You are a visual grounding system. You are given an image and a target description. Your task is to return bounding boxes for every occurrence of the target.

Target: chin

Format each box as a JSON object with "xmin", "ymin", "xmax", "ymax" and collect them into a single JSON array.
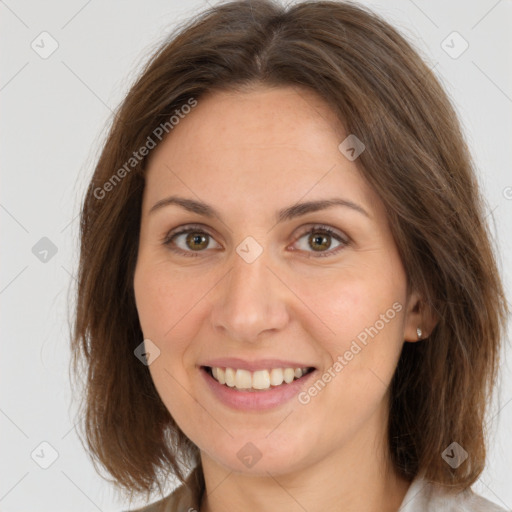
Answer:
[{"xmin": 203, "ymin": 434, "xmax": 315, "ymax": 477}]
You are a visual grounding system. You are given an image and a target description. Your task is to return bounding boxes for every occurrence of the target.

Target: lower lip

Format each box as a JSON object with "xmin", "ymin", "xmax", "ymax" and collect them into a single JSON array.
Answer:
[{"xmin": 200, "ymin": 367, "xmax": 317, "ymax": 411}]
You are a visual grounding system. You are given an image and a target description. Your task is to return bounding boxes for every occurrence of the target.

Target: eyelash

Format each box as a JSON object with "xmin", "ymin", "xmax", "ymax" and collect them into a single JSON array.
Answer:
[{"xmin": 162, "ymin": 223, "xmax": 350, "ymax": 258}]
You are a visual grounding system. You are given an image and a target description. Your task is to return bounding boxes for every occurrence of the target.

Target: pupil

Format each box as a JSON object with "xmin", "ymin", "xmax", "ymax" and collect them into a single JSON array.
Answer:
[
  {"xmin": 310, "ymin": 233, "xmax": 330, "ymax": 251},
  {"xmin": 184, "ymin": 231, "xmax": 332, "ymax": 252},
  {"xmin": 187, "ymin": 232, "xmax": 208, "ymax": 250}
]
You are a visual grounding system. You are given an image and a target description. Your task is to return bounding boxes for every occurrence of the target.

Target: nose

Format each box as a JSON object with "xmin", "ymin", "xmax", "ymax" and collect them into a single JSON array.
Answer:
[{"xmin": 210, "ymin": 248, "xmax": 290, "ymax": 343}]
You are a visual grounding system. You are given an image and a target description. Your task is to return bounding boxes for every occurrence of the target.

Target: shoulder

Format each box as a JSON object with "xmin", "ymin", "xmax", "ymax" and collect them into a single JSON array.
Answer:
[
  {"xmin": 399, "ymin": 473, "xmax": 510, "ymax": 512},
  {"xmin": 123, "ymin": 465, "xmax": 204, "ymax": 512}
]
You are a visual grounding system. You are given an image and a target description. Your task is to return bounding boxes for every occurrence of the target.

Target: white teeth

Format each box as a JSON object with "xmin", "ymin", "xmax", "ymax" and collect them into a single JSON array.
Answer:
[
  {"xmin": 225, "ymin": 367, "xmax": 236, "ymax": 387},
  {"xmin": 208, "ymin": 366, "xmax": 312, "ymax": 390},
  {"xmin": 252, "ymin": 370, "xmax": 270, "ymax": 389},
  {"xmin": 269, "ymin": 368, "xmax": 284, "ymax": 386},
  {"xmin": 235, "ymin": 369, "xmax": 252, "ymax": 389},
  {"xmin": 283, "ymin": 368, "xmax": 295, "ymax": 383},
  {"xmin": 217, "ymin": 367, "xmax": 226, "ymax": 385}
]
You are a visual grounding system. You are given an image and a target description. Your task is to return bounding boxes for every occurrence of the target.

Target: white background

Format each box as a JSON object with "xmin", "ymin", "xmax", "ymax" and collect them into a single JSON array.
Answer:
[{"xmin": 1, "ymin": 0, "xmax": 511, "ymax": 510}]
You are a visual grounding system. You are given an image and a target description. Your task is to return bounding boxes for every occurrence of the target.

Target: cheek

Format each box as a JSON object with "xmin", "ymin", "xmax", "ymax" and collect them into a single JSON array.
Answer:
[
  {"xmin": 298, "ymin": 265, "xmax": 398, "ymax": 331},
  {"xmin": 133, "ymin": 260, "xmax": 204, "ymax": 352},
  {"xmin": 134, "ymin": 262, "xmax": 167, "ymax": 337},
  {"xmin": 295, "ymin": 265, "xmax": 406, "ymax": 377},
  {"xmin": 133, "ymin": 260, "xmax": 204, "ymax": 415},
  {"xmin": 291, "ymin": 273, "xmax": 405, "ymax": 441}
]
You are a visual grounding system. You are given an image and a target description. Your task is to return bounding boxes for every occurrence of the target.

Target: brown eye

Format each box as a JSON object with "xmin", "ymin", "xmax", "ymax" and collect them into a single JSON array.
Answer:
[
  {"xmin": 163, "ymin": 225, "xmax": 222, "ymax": 257},
  {"xmin": 293, "ymin": 225, "xmax": 349, "ymax": 258},
  {"xmin": 164, "ymin": 224, "xmax": 348, "ymax": 259},
  {"xmin": 308, "ymin": 232, "xmax": 332, "ymax": 252},
  {"xmin": 185, "ymin": 232, "xmax": 209, "ymax": 251}
]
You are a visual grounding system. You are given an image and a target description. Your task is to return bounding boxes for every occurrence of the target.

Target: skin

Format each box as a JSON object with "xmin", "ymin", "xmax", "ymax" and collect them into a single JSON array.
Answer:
[{"xmin": 133, "ymin": 85, "xmax": 434, "ymax": 512}]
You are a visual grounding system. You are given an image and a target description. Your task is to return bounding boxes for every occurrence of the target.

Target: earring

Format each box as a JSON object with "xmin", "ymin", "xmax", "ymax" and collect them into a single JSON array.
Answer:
[{"xmin": 416, "ymin": 327, "xmax": 422, "ymax": 340}]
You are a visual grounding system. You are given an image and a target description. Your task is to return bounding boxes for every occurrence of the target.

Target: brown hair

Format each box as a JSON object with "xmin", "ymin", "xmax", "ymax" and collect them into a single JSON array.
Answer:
[{"xmin": 71, "ymin": 0, "xmax": 509, "ymax": 500}]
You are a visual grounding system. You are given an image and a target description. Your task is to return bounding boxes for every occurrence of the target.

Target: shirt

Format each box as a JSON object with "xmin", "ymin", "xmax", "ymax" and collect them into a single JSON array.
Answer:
[{"xmin": 127, "ymin": 465, "xmax": 509, "ymax": 512}]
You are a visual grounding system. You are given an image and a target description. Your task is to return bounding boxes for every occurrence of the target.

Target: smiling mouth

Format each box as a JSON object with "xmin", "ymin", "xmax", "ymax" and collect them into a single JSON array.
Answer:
[{"xmin": 202, "ymin": 365, "xmax": 316, "ymax": 392}]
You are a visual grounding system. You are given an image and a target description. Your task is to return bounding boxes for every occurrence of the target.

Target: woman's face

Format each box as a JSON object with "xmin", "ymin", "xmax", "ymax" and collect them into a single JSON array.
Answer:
[{"xmin": 133, "ymin": 85, "xmax": 421, "ymax": 476}]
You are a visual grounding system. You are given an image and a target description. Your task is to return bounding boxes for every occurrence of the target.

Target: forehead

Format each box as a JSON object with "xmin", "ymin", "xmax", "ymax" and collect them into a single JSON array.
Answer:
[
  {"xmin": 148, "ymin": 86, "xmax": 343, "ymax": 163},
  {"xmin": 143, "ymin": 86, "xmax": 378, "ymax": 216}
]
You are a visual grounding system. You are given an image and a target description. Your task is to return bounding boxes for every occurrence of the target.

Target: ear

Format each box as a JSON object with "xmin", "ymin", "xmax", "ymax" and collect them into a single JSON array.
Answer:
[{"xmin": 403, "ymin": 290, "xmax": 438, "ymax": 342}]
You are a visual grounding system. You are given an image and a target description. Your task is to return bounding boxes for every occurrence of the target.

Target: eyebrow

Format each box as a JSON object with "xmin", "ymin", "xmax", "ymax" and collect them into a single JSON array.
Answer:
[{"xmin": 149, "ymin": 195, "xmax": 370, "ymax": 223}]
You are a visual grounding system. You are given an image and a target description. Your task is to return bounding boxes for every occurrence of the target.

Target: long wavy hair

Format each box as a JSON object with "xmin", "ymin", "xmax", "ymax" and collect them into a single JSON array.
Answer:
[{"xmin": 70, "ymin": 0, "xmax": 509, "ymax": 501}]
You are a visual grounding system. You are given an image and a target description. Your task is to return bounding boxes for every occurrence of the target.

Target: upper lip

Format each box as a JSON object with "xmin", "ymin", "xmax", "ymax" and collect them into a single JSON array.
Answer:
[{"xmin": 200, "ymin": 357, "xmax": 316, "ymax": 372}]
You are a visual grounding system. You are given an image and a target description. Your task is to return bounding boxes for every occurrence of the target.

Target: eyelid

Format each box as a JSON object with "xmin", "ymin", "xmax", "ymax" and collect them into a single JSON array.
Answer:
[
  {"xmin": 292, "ymin": 224, "xmax": 349, "ymax": 244},
  {"xmin": 161, "ymin": 223, "xmax": 218, "ymax": 244},
  {"xmin": 162, "ymin": 222, "xmax": 350, "ymax": 257},
  {"xmin": 290, "ymin": 224, "xmax": 350, "ymax": 258}
]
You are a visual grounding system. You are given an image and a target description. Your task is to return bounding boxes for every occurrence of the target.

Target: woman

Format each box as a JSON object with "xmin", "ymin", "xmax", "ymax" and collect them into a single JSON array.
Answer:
[{"xmin": 71, "ymin": 1, "xmax": 509, "ymax": 511}]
